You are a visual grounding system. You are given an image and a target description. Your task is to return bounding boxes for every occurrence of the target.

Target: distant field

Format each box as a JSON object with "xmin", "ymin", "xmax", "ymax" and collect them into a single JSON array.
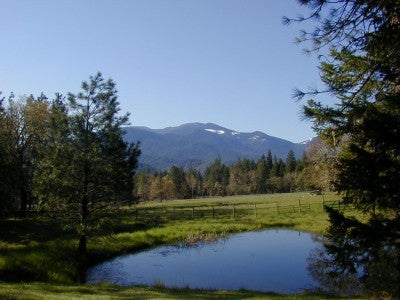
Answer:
[
  {"xmin": 128, "ymin": 192, "xmax": 339, "ymax": 234},
  {"xmin": 136, "ymin": 192, "xmax": 336, "ymax": 207},
  {"xmin": 0, "ymin": 192, "xmax": 352, "ymax": 299}
]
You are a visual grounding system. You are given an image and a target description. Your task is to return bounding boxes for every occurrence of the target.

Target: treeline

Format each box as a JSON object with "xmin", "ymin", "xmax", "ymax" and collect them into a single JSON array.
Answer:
[{"xmin": 134, "ymin": 145, "xmax": 333, "ymax": 201}]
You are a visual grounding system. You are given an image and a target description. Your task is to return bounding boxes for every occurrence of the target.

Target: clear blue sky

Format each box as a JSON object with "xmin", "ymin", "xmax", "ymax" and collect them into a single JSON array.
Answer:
[{"xmin": 0, "ymin": 0, "xmax": 324, "ymax": 142}]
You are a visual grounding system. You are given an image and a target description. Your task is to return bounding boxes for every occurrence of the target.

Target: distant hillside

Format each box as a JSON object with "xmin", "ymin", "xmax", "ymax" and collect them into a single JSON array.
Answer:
[{"xmin": 124, "ymin": 123, "xmax": 310, "ymax": 170}]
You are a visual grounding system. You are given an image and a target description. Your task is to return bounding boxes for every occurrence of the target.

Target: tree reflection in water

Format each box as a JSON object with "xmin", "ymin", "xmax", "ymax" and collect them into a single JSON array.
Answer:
[{"xmin": 307, "ymin": 235, "xmax": 399, "ymax": 298}]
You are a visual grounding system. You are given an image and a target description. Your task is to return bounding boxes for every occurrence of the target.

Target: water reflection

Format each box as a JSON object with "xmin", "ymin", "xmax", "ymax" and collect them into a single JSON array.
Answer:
[
  {"xmin": 87, "ymin": 228, "xmax": 399, "ymax": 296},
  {"xmin": 87, "ymin": 229, "xmax": 319, "ymax": 293},
  {"xmin": 307, "ymin": 236, "xmax": 399, "ymax": 297}
]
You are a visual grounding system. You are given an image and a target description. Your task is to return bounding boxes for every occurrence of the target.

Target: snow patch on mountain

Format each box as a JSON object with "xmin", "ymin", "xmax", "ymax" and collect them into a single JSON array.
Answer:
[{"xmin": 205, "ymin": 129, "xmax": 225, "ymax": 135}]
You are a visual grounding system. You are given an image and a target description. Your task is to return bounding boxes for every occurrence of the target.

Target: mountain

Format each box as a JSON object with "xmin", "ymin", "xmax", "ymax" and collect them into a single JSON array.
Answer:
[{"xmin": 124, "ymin": 122, "xmax": 310, "ymax": 171}]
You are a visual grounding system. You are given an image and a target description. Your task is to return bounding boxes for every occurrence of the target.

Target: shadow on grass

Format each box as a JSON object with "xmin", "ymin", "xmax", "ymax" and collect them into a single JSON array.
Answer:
[{"xmin": 0, "ymin": 218, "xmax": 65, "ymax": 244}]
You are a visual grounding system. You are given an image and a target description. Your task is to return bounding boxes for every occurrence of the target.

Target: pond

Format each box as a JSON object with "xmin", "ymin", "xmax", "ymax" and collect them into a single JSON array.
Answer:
[{"xmin": 87, "ymin": 229, "xmax": 321, "ymax": 293}]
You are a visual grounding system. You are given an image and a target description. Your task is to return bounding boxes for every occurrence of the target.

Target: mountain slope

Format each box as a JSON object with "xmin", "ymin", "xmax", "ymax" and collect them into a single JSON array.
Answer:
[{"xmin": 124, "ymin": 123, "xmax": 309, "ymax": 170}]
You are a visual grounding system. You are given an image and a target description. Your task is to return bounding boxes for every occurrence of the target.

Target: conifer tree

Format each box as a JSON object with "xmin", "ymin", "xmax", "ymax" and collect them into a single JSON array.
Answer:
[
  {"xmin": 285, "ymin": 150, "xmax": 297, "ymax": 173},
  {"xmin": 290, "ymin": 0, "xmax": 400, "ymax": 295},
  {"xmin": 35, "ymin": 73, "xmax": 140, "ymax": 256}
]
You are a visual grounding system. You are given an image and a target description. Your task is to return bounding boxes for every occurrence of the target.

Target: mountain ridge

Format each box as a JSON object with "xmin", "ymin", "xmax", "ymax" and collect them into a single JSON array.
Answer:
[{"xmin": 123, "ymin": 123, "xmax": 311, "ymax": 171}]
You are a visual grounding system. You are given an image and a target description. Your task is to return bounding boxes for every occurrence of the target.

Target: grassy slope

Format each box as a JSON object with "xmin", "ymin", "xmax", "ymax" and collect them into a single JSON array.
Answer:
[{"xmin": 1, "ymin": 192, "xmax": 363, "ymax": 299}]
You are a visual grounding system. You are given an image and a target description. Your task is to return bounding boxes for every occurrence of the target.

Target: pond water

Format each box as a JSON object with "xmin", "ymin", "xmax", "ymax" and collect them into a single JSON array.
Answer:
[{"xmin": 87, "ymin": 229, "xmax": 320, "ymax": 293}]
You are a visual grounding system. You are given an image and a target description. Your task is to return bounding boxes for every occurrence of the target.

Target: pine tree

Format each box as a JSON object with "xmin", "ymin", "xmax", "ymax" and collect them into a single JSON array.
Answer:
[
  {"xmin": 266, "ymin": 149, "xmax": 273, "ymax": 175},
  {"xmin": 35, "ymin": 73, "xmax": 140, "ymax": 256},
  {"xmin": 290, "ymin": 0, "xmax": 400, "ymax": 296},
  {"xmin": 285, "ymin": 150, "xmax": 297, "ymax": 173},
  {"xmin": 168, "ymin": 166, "xmax": 188, "ymax": 199},
  {"xmin": 204, "ymin": 158, "xmax": 229, "ymax": 196}
]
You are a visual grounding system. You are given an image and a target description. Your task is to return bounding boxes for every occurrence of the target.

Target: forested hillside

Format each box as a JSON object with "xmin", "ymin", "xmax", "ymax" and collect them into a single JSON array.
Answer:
[{"xmin": 124, "ymin": 123, "xmax": 309, "ymax": 171}]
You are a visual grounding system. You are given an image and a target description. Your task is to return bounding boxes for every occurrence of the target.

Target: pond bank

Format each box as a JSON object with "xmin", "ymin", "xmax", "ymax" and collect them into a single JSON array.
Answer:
[
  {"xmin": 0, "ymin": 282, "xmax": 368, "ymax": 299},
  {"xmin": 2, "ymin": 193, "xmax": 362, "ymax": 299}
]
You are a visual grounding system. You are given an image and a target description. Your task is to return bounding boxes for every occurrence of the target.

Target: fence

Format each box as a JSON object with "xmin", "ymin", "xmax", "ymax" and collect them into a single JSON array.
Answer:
[
  {"xmin": 133, "ymin": 200, "xmax": 317, "ymax": 221},
  {"xmin": 322, "ymin": 200, "xmax": 352, "ymax": 211},
  {"xmin": 8, "ymin": 197, "xmax": 347, "ymax": 221}
]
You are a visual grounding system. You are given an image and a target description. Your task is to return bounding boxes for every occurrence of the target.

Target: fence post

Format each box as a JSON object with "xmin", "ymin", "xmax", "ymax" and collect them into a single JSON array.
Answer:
[
  {"xmin": 192, "ymin": 206, "xmax": 195, "ymax": 219},
  {"xmin": 232, "ymin": 204, "xmax": 236, "ymax": 218},
  {"xmin": 173, "ymin": 206, "xmax": 175, "ymax": 220},
  {"xmin": 212, "ymin": 205, "xmax": 215, "ymax": 218},
  {"xmin": 254, "ymin": 203, "xmax": 257, "ymax": 218}
]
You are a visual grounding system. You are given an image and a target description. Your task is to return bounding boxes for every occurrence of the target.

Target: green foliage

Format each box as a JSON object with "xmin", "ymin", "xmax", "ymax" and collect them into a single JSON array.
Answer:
[
  {"xmin": 134, "ymin": 148, "xmax": 331, "ymax": 202},
  {"xmin": 33, "ymin": 73, "xmax": 140, "ymax": 255},
  {"xmin": 292, "ymin": 0, "xmax": 400, "ymax": 297},
  {"xmin": 285, "ymin": 150, "xmax": 297, "ymax": 173},
  {"xmin": 0, "ymin": 93, "xmax": 50, "ymax": 216},
  {"xmin": 204, "ymin": 158, "xmax": 230, "ymax": 196}
]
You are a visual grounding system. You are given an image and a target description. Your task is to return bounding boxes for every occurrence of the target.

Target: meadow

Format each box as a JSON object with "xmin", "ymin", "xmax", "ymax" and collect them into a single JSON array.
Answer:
[{"xmin": 1, "ymin": 192, "xmax": 366, "ymax": 299}]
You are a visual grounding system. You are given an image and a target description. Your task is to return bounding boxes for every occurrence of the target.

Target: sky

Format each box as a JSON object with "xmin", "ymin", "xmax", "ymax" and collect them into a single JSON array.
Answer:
[{"xmin": 0, "ymin": 0, "xmax": 325, "ymax": 143}]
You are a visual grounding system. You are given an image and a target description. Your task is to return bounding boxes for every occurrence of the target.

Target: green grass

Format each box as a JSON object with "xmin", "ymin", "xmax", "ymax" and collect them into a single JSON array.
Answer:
[
  {"xmin": 0, "ymin": 192, "xmax": 364, "ymax": 299},
  {"xmin": 0, "ymin": 282, "xmax": 367, "ymax": 299}
]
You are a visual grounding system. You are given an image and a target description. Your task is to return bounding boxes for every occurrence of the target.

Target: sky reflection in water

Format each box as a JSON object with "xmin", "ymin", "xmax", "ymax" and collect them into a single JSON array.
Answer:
[{"xmin": 87, "ymin": 229, "xmax": 320, "ymax": 293}]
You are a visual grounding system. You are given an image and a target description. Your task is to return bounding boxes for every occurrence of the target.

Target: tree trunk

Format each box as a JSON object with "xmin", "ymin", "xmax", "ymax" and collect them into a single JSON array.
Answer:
[
  {"xmin": 78, "ymin": 234, "xmax": 87, "ymax": 284},
  {"xmin": 19, "ymin": 186, "xmax": 28, "ymax": 217},
  {"xmin": 78, "ymin": 234, "xmax": 87, "ymax": 256}
]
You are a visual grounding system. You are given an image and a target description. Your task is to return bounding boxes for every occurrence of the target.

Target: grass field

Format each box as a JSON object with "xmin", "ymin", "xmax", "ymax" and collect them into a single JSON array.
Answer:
[{"xmin": 0, "ymin": 192, "xmax": 363, "ymax": 299}]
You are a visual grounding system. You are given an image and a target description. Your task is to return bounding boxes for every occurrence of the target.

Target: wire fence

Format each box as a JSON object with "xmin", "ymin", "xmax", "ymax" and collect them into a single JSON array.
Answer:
[{"xmin": 131, "ymin": 200, "xmax": 334, "ymax": 220}]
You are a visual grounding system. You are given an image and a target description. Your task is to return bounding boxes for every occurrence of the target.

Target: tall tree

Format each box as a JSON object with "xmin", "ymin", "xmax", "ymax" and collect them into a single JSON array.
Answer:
[
  {"xmin": 0, "ymin": 93, "xmax": 17, "ymax": 216},
  {"xmin": 149, "ymin": 175, "xmax": 164, "ymax": 201},
  {"xmin": 266, "ymin": 149, "xmax": 273, "ymax": 175},
  {"xmin": 34, "ymin": 95, "xmax": 70, "ymax": 212},
  {"xmin": 134, "ymin": 172, "xmax": 152, "ymax": 201},
  {"xmin": 1, "ymin": 94, "xmax": 50, "ymax": 216},
  {"xmin": 204, "ymin": 158, "xmax": 229, "ymax": 196},
  {"xmin": 255, "ymin": 155, "xmax": 268, "ymax": 194},
  {"xmin": 36, "ymin": 73, "xmax": 140, "ymax": 256},
  {"xmin": 285, "ymin": 149, "xmax": 297, "ymax": 173},
  {"xmin": 186, "ymin": 168, "xmax": 202, "ymax": 198},
  {"xmin": 290, "ymin": 0, "xmax": 400, "ymax": 296},
  {"xmin": 168, "ymin": 166, "xmax": 188, "ymax": 199}
]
